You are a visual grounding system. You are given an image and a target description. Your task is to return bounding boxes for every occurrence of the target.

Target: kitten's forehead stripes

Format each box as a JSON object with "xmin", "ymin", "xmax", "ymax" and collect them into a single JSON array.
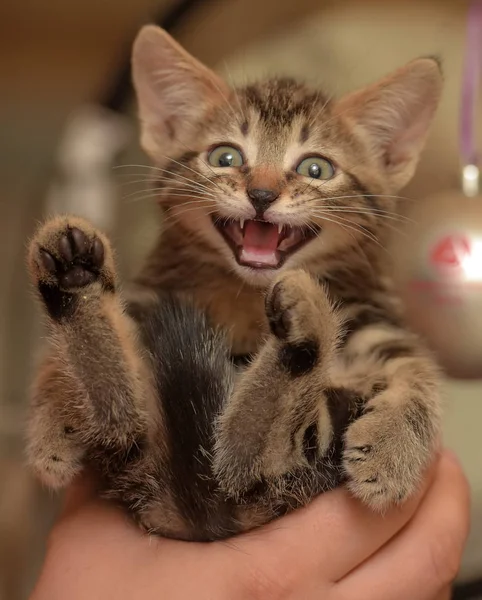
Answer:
[
  {"xmin": 300, "ymin": 123, "xmax": 310, "ymax": 144},
  {"xmin": 241, "ymin": 79, "xmax": 329, "ymax": 127}
]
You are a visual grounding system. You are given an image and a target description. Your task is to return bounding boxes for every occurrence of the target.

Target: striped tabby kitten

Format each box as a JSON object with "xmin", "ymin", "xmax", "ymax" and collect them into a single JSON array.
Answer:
[{"xmin": 26, "ymin": 26, "xmax": 443, "ymax": 541}]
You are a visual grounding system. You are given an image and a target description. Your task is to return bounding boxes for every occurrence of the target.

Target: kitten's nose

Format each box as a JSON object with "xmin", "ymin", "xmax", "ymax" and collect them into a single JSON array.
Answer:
[{"xmin": 247, "ymin": 188, "xmax": 280, "ymax": 215}]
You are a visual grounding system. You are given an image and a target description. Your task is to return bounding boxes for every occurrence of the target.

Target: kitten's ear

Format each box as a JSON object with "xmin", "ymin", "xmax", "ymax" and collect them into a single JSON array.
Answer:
[
  {"xmin": 132, "ymin": 25, "xmax": 229, "ymax": 159},
  {"xmin": 335, "ymin": 58, "xmax": 443, "ymax": 190}
]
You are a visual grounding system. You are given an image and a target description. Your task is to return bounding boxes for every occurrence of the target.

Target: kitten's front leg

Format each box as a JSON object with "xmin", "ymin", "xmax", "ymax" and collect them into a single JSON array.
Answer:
[
  {"xmin": 338, "ymin": 304, "xmax": 442, "ymax": 511},
  {"xmin": 27, "ymin": 355, "xmax": 86, "ymax": 488},
  {"xmin": 213, "ymin": 270, "xmax": 353, "ymax": 502},
  {"xmin": 27, "ymin": 216, "xmax": 150, "ymax": 487}
]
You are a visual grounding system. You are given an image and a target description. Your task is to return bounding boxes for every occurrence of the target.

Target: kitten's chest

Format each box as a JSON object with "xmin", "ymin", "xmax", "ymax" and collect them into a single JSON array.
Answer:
[
  {"xmin": 193, "ymin": 283, "xmax": 267, "ymax": 355},
  {"xmin": 140, "ymin": 238, "xmax": 268, "ymax": 354}
]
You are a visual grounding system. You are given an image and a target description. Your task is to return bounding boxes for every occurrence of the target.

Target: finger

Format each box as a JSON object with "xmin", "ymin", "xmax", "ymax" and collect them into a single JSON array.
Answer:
[
  {"xmin": 235, "ymin": 456, "xmax": 438, "ymax": 583},
  {"xmin": 435, "ymin": 587, "xmax": 452, "ymax": 600},
  {"xmin": 336, "ymin": 451, "xmax": 470, "ymax": 600}
]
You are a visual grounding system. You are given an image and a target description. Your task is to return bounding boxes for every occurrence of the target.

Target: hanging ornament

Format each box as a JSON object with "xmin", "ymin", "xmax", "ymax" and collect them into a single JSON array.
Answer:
[{"xmin": 393, "ymin": 0, "xmax": 482, "ymax": 379}]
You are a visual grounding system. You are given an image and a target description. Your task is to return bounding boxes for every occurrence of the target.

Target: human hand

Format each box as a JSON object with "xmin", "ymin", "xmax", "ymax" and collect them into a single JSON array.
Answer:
[{"xmin": 30, "ymin": 450, "xmax": 470, "ymax": 600}]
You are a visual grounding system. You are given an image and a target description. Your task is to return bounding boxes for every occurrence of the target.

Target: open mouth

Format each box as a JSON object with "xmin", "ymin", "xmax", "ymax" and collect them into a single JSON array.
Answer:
[{"xmin": 212, "ymin": 216, "xmax": 320, "ymax": 269}]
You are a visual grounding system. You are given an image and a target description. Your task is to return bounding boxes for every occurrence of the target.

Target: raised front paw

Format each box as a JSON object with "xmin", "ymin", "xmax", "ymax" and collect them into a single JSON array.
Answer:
[
  {"xmin": 265, "ymin": 270, "xmax": 341, "ymax": 375},
  {"xmin": 28, "ymin": 216, "xmax": 116, "ymax": 319},
  {"xmin": 343, "ymin": 395, "xmax": 436, "ymax": 511}
]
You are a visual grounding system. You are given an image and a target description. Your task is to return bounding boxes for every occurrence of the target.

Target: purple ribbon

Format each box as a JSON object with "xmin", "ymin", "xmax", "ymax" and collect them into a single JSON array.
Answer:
[{"xmin": 460, "ymin": 0, "xmax": 482, "ymax": 166}]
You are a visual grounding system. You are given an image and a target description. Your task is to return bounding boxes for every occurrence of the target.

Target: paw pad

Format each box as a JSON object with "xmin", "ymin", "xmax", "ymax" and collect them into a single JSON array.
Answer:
[
  {"xmin": 265, "ymin": 281, "xmax": 293, "ymax": 339},
  {"xmin": 31, "ymin": 220, "xmax": 110, "ymax": 291}
]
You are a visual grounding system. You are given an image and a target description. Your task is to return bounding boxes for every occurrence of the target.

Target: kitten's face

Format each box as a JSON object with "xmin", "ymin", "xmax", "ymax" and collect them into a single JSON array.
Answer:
[
  {"xmin": 156, "ymin": 81, "xmax": 388, "ymax": 284},
  {"xmin": 132, "ymin": 27, "xmax": 442, "ymax": 286}
]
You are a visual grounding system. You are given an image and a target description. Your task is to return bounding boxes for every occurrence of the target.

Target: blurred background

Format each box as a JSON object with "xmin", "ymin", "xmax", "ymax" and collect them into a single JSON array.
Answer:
[{"xmin": 1, "ymin": 0, "xmax": 482, "ymax": 597}]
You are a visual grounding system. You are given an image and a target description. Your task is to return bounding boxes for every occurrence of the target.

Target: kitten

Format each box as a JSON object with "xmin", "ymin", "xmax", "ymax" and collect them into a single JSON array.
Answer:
[{"xmin": 26, "ymin": 26, "xmax": 443, "ymax": 541}]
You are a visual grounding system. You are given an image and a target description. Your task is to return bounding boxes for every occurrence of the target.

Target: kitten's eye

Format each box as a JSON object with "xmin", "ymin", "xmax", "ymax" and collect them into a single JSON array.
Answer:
[
  {"xmin": 208, "ymin": 145, "xmax": 244, "ymax": 168},
  {"xmin": 296, "ymin": 157, "xmax": 335, "ymax": 180}
]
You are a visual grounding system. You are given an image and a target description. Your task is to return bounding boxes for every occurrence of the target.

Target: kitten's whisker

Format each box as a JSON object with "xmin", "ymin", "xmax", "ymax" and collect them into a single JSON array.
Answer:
[
  {"xmin": 304, "ymin": 195, "xmax": 415, "ymax": 223},
  {"xmin": 165, "ymin": 134, "xmax": 223, "ymax": 181},
  {"xmin": 322, "ymin": 207, "xmax": 412, "ymax": 224},
  {"xmin": 115, "ymin": 173, "xmax": 165, "ymax": 180},
  {"xmin": 312, "ymin": 210, "xmax": 383, "ymax": 248},
  {"xmin": 118, "ymin": 177, "xmax": 217, "ymax": 194},
  {"xmin": 307, "ymin": 192, "xmax": 417, "ymax": 205},
  {"xmin": 307, "ymin": 205, "xmax": 408, "ymax": 222},
  {"xmin": 315, "ymin": 209, "xmax": 411, "ymax": 228},
  {"xmin": 125, "ymin": 192, "xmax": 217, "ymax": 205},
  {"xmin": 117, "ymin": 176, "xmax": 219, "ymax": 198},
  {"xmin": 314, "ymin": 211, "xmax": 394, "ymax": 255},
  {"xmin": 123, "ymin": 193, "xmax": 166, "ymax": 205},
  {"xmin": 201, "ymin": 160, "xmax": 223, "ymax": 180},
  {"xmin": 309, "ymin": 91, "xmax": 335, "ymax": 126},
  {"xmin": 122, "ymin": 186, "xmax": 217, "ymax": 201},
  {"xmin": 166, "ymin": 199, "xmax": 218, "ymax": 209},
  {"xmin": 222, "ymin": 61, "xmax": 247, "ymax": 122},
  {"xmin": 114, "ymin": 164, "xmax": 170, "ymax": 174},
  {"xmin": 235, "ymin": 279, "xmax": 247, "ymax": 300},
  {"xmin": 321, "ymin": 210, "xmax": 407, "ymax": 237},
  {"xmin": 160, "ymin": 207, "xmax": 219, "ymax": 232},
  {"xmin": 299, "ymin": 175, "xmax": 321, "ymax": 196},
  {"xmin": 156, "ymin": 167, "xmax": 218, "ymax": 194},
  {"xmin": 302, "ymin": 214, "xmax": 361, "ymax": 248},
  {"xmin": 163, "ymin": 194, "xmax": 218, "ymax": 202},
  {"xmin": 166, "ymin": 204, "xmax": 218, "ymax": 217},
  {"xmin": 209, "ymin": 66, "xmax": 244, "ymax": 125},
  {"xmin": 117, "ymin": 177, "xmax": 165, "ymax": 186},
  {"xmin": 127, "ymin": 190, "xmax": 217, "ymax": 202},
  {"xmin": 202, "ymin": 67, "xmax": 241, "ymax": 125},
  {"xmin": 115, "ymin": 163, "xmax": 217, "ymax": 194},
  {"xmin": 286, "ymin": 199, "xmax": 415, "ymax": 223},
  {"xmin": 161, "ymin": 155, "xmax": 224, "ymax": 192}
]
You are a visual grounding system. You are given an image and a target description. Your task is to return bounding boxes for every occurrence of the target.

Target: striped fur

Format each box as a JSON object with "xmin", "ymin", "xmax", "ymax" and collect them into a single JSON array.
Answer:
[{"xmin": 26, "ymin": 27, "xmax": 443, "ymax": 539}]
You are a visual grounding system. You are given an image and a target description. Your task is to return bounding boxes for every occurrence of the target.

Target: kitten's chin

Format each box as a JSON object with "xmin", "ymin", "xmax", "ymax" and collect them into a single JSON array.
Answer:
[{"xmin": 211, "ymin": 216, "xmax": 320, "ymax": 272}]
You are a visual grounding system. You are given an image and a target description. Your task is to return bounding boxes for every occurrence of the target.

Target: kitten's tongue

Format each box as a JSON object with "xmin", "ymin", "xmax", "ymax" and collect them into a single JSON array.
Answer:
[{"xmin": 240, "ymin": 221, "xmax": 279, "ymax": 267}]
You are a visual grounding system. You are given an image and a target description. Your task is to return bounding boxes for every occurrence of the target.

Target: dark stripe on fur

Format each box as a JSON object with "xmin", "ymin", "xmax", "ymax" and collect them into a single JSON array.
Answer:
[
  {"xmin": 302, "ymin": 423, "xmax": 319, "ymax": 464},
  {"xmin": 243, "ymin": 79, "xmax": 326, "ymax": 126},
  {"xmin": 276, "ymin": 387, "xmax": 366, "ymax": 498},
  {"xmin": 136, "ymin": 295, "xmax": 240, "ymax": 540},
  {"xmin": 371, "ymin": 341, "xmax": 415, "ymax": 362},
  {"xmin": 231, "ymin": 353, "xmax": 251, "ymax": 367},
  {"xmin": 325, "ymin": 387, "xmax": 366, "ymax": 441},
  {"xmin": 340, "ymin": 308, "xmax": 403, "ymax": 346},
  {"xmin": 347, "ymin": 174, "xmax": 380, "ymax": 212},
  {"xmin": 279, "ymin": 340, "xmax": 319, "ymax": 376},
  {"xmin": 300, "ymin": 123, "xmax": 310, "ymax": 143},
  {"xmin": 271, "ymin": 386, "xmax": 360, "ymax": 512}
]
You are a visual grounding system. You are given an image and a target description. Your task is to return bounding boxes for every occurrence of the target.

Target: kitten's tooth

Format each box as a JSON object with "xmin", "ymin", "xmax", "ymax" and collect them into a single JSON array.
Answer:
[
  {"xmin": 240, "ymin": 219, "xmax": 245, "ymax": 231},
  {"xmin": 278, "ymin": 223, "xmax": 283, "ymax": 235}
]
